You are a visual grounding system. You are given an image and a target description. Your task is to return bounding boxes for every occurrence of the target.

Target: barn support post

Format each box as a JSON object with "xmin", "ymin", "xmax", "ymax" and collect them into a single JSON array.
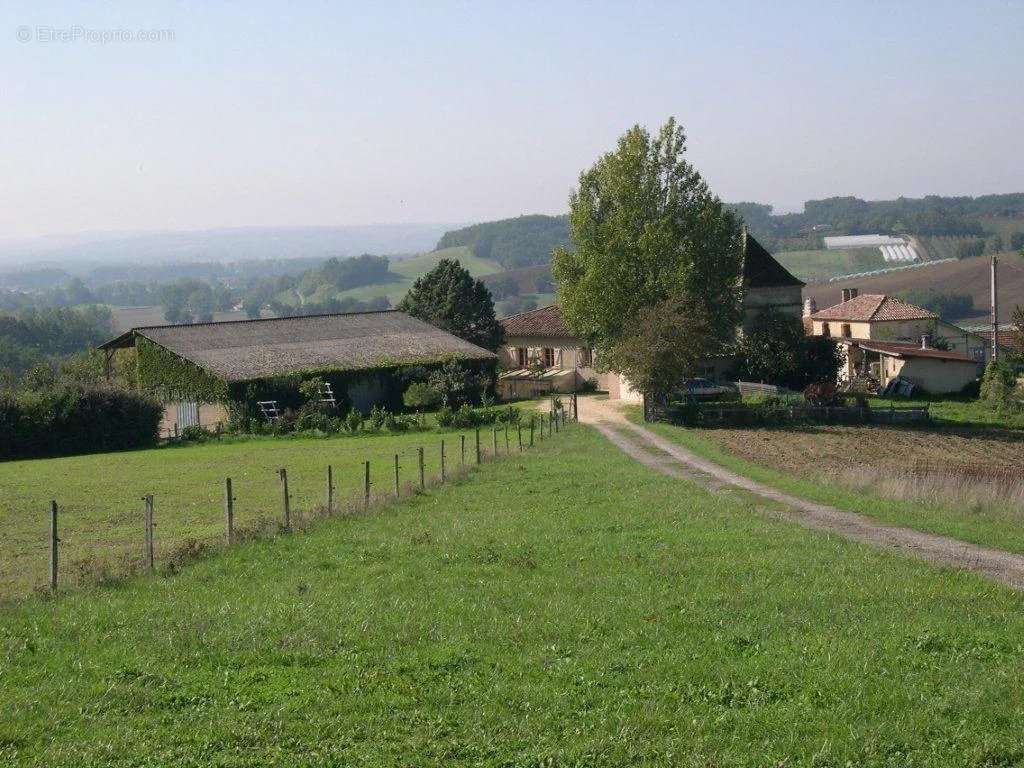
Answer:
[
  {"xmin": 143, "ymin": 495, "xmax": 155, "ymax": 573},
  {"xmin": 325, "ymin": 465, "xmax": 334, "ymax": 515},
  {"xmin": 224, "ymin": 478, "xmax": 234, "ymax": 545},
  {"xmin": 49, "ymin": 500, "xmax": 59, "ymax": 593},
  {"xmin": 278, "ymin": 468, "xmax": 291, "ymax": 529}
]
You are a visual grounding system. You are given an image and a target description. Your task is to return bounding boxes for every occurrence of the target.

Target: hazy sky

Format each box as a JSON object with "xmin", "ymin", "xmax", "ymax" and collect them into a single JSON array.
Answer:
[{"xmin": 2, "ymin": 0, "xmax": 1022, "ymax": 240}]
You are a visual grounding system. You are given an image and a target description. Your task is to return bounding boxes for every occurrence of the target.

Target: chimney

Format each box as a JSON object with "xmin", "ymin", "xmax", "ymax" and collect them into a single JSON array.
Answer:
[
  {"xmin": 803, "ymin": 298, "xmax": 817, "ymax": 317},
  {"xmin": 921, "ymin": 334, "xmax": 931, "ymax": 350},
  {"xmin": 841, "ymin": 288, "xmax": 859, "ymax": 302}
]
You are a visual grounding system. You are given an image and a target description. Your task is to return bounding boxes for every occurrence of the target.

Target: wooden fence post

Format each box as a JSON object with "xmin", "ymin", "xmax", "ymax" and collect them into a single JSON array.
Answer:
[
  {"xmin": 278, "ymin": 468, "xmax": 291, "ymax": 529},
  {"xmin": 394, "ymin": 454, "xmax": 400, "ymax": 498},
  {"xmin": 440, "ymin": 440, "xmax": 446, "ymax": 483},
  {"xmin": 518, "ymin": 423, "xmax": 523, "ymax": 452},
  {"xmin": 572, "ymin": 392, "xmax": 578, "ymax": 422},
  {"xmin": 143, "ymin": 494, "xmax": 155, "ymax": 573},
  {"xmin": 224, "ymin": 478, "xmax": 234, "ymax": 545},
  {"xmin": 504, "ymin": 424, "xmax": 510, "ymax": 453},
  {"xmin": 492, "ymin": 425, "xmax": 498, "ymax": 457},
  {"xmin": 475, "ymin": 428, "xmax": 481, "ymax": 464},
  {"xmin": 461, "ymin": 434, "xmax": 466, "ymax": 467},
  {"xmin": 363, "ymin": 461, "xmax": 371, "ymax": 508},
  {"xmin": 326, "ymin": 465, "xmax": 334, "ymax": 515},
  {"xmin": 418, "ymin": 447, "xmax": 425, "ymax": 490},
  {"xmin": 49, "ymin": 500, "xmax": 58, "ymax": 593},
  {"xmin": 530, "ymin": 417, "xmax": 535, "ymax": 447}
]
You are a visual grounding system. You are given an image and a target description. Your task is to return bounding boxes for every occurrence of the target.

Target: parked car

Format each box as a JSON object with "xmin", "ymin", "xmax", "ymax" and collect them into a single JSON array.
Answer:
[{"xmin": 671, "ymin": 378, "xmax": 739, "ymax": 402}]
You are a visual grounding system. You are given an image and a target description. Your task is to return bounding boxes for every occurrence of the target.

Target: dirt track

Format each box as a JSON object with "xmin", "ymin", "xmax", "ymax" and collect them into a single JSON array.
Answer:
[{"xmin": 577, "ymin": 397, "xmax": 1024, "ymax": 591}]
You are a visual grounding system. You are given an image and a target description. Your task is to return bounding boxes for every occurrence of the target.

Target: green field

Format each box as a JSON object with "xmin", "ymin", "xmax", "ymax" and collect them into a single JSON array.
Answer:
[
  {"xmin": 773, "ymin": 247, "xmax": 886, "ymax": 283},
  {"xmin": 3, "ymin": 426, "xmax": 1024, "ymax": 765},
  {"xmin": 0, "ymin": 421, "xmax": 537, "ymax": 600}
]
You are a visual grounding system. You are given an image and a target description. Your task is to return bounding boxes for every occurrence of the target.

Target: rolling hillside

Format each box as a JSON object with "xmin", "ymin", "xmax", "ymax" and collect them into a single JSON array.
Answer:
[{"xmin": 805, "ymin": 253, "xmax": 1024, "ymax": 323}]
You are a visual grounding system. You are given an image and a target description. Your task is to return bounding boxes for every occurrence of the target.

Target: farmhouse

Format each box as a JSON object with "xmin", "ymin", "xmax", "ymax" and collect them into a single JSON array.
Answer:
[
  {"xmin": 805, "ymin": 289, "xmax": 985, "ymax": 393},
  {"xmin": 497, "ymin": 231, "xmax": 804, "ymax": 399},
  {"xmin": 100, "ymin": 311, "xmax": 497, "ymax": 432}
]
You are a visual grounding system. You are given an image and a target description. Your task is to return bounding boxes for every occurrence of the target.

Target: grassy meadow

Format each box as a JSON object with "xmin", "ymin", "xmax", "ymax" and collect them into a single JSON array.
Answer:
[
  {"xmin": 0, "ymin": 420, "xmax": 540, "ymax": 600},
  {"xmin": 3, "ymin": 426, "xmax": 1024, "ymax": 765}
]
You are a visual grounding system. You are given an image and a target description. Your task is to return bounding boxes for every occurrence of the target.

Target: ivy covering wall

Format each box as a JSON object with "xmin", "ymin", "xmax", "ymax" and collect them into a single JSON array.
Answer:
[
  {"xmin": 134, "ymin": 333, "xmax": 497, "ymax": 424},
  {"xmin": 136, "ymin": 336, "xmax": 230, "ymax": 402}
]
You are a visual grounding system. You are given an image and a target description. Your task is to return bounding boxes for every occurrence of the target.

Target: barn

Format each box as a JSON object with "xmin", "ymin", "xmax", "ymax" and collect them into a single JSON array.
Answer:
[{"xmin": 100, "ymin": 311, "xmax": 497, "ymax": 433}]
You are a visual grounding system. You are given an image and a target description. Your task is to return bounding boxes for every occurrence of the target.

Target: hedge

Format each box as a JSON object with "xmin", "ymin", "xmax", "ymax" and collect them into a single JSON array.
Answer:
[{"xmin": 0, "ymin": 387, "xmax": 163, "ymax": 461}]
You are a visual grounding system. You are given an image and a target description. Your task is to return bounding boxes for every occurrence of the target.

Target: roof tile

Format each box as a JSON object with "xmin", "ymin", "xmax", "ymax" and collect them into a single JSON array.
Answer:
[{"xmin": 811, "ymin": 294, "xmax": 937, "ymax": 322}]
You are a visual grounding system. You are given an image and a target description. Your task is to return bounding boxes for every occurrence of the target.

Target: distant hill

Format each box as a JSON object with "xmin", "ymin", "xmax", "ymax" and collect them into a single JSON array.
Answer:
[
  {"xmin": 0, "ymin": 224, "xmax": 457, "ymax": 269},
  {"xmin": 437, "ymin": 214, "xmax": 570, "ymax": 269},
  {"xmin": 805, "ymin": 252, "xmax": 1024, "ymax": 324}
]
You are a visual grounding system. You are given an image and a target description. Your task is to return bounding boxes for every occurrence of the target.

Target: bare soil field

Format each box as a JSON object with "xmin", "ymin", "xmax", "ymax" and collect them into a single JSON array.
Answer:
[
  {"xmin": 805, "ymin": 252, "xmax": 1024, "ymax": 324},
  {"xmin": 697, "ymin": 423, "xmax": 1024, "ymax": 476}
]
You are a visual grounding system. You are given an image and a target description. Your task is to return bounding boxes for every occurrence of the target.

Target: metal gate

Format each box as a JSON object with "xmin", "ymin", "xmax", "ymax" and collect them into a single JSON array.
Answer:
[{"xmin": 176, "ymin": 401, "xmax": 200, "ymax": 429}]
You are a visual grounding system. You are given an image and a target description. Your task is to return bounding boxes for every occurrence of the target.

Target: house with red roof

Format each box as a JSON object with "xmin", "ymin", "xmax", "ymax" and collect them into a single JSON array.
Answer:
[{"xmin": 805, "ymin": 288, "xmax": 988, "ymax": 394}]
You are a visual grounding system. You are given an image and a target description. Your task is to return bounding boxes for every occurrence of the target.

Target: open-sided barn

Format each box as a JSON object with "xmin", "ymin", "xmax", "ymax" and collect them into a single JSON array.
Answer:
[{"xmin": 100, "ymin": 310, "xmax": 497, "ymax": 431}]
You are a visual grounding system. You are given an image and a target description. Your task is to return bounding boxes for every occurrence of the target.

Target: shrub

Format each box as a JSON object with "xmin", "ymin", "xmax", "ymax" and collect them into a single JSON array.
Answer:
[
  {"xmin": 295, "ymin": 404, "xmax": 333, "ymax": 432},
  {"xmin": 343, "ymin": 409, "xmax": 363, "ymax": 433},
  {"xmin": 0, "ymin": 386, "xmax": 163, "ymax": 461},
  {"xmin": 179, "ymin": 424, "xmax": 211, "ymax": 442},
  {"xmin": 804, "ymin": 381, "xmax": 843, "ymax": 407},
  {"xmin": 980, "ymin": 361, "xmax": 1018, "ymax": 410},
  {"xmin": 403, "ymin": 382, "xmax": 441, "ymax": 411},
  {"xmin": 367, "ymin": 404, "xmax": 389, "ymax": 431}
]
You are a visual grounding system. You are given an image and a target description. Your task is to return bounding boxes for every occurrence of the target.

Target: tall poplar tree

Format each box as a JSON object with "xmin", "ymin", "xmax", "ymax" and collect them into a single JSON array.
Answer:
[{"xmin": 552, "ymin": 117, "xmax": 744, "ymax": 396}]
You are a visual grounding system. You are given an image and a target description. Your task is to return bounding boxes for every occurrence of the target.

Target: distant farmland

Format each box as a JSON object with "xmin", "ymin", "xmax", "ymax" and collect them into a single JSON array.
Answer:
[{"xmin": 805, "ymin": 253, "xmax": 1024, "ymax": 323}]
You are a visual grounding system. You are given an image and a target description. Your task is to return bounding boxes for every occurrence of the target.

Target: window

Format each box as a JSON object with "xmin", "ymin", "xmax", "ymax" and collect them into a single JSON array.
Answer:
[
  {"xmin": 841, "ymin": 323, "xmax": 851, "ymax": 338},
  {"xmin": 821, "ymin": 322, "xmax": 831, "ymax": 337},
  {"xmin": 542, "ymin": 348, "xmax": 555, "ymax": 368},
  {"xmin": 515, "ymin": 347, "xmax": 528, "ymax": 367},
  {"xmin": 578, "ymin": 347, "xmax": 593, "ymax": 367}
]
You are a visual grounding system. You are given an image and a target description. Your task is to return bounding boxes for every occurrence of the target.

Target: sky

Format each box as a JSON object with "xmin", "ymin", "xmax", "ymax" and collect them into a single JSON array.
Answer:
[{"xmin": 1, "ymin": 0, "xmax": 1022, "ymax": 240}]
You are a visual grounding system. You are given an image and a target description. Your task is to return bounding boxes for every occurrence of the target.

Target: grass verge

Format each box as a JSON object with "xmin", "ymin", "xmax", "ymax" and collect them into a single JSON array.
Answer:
[{"xmin": 629, "ymin": 408, "xmax": 1024, "ymax": 555}]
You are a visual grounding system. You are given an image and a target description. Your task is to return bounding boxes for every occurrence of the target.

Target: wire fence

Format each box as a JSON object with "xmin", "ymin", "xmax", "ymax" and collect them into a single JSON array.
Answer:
[{"xmin": 7, "ymin": 409, "xmax": 577, "ymax": 601}]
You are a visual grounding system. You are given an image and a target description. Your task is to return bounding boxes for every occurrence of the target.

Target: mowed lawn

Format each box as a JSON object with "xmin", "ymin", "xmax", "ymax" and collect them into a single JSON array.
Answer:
[
  {"xmin": 0, "ymin": 425, "xmax": 527, "ymax": 599},
  {"xmin": 3, "ymin": 427, "xmax": 1024, "ymax": 766}
]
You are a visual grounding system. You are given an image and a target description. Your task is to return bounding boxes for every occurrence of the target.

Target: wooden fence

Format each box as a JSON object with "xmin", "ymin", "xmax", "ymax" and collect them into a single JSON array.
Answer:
[{"xmin": 35, "ymin": 409, "xmax": 576, "ymax": 596}]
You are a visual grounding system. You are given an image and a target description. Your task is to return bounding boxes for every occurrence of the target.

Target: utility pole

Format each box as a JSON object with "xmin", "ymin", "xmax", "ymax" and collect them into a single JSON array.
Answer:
[{"xmin": 991, "ymin": 255, "xmax": 999, "ymax": 363}]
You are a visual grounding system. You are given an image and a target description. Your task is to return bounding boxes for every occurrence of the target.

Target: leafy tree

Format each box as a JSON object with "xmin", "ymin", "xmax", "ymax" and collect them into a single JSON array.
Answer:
[
  {"xmin": 397, "ymin": 259, "xmax": 503, "ymax": 350},
  {"xmin": 552, "ymin": 117, "xmax": 744, "ymax": 397},
  {"xmin": 605, "ymin": 297, "xmax": 714, "ymax": 396},
  {"xmin": 955, "ymin": 238, "xmax": 985, "ymax": 260},
  {"xmin": 735, "ymin": 308, "xmax": 842, "ymax": 389},
  {"xmin": 488, "ymin": 274, "xmax": 520, "ymax": 300}
]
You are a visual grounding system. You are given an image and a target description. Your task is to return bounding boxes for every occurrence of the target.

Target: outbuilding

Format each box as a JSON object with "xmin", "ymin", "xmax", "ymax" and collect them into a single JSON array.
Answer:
[{"xmin": 100, "ymin": 310, "xmax": 497, "ymax": 433}]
